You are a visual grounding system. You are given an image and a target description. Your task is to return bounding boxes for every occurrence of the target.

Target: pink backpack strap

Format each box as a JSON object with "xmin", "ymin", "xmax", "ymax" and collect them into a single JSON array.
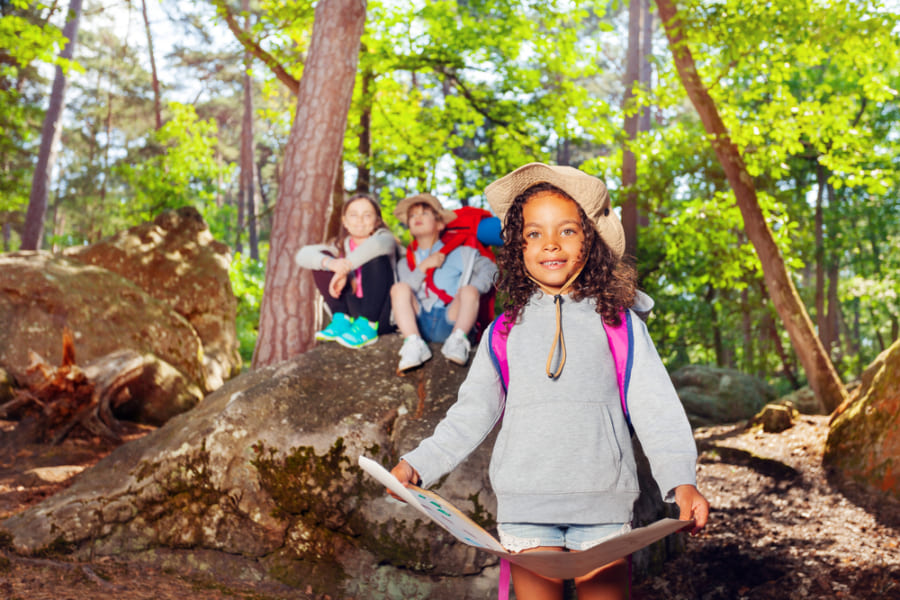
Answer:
[
  {"xmin": 490, "ymin": 309, "xmax": 633, "ymax": 420},
  {"xmin": 488, "ymin": 312, "xmax": 513, "ymax": 392},
  {"xmin": 489, "ymin": 316, "xmax": 513, "ymax": 600},
  {"xmin": 497, "ymin": 558, "xmax": 511, "ymax": 600},
  {"xmin": 603, "ymin": 310, "xmax": 634, "ymax": 425},
  {"xmin": 490, "ymin": 309, "xmax": 634, "ymax": 598}
]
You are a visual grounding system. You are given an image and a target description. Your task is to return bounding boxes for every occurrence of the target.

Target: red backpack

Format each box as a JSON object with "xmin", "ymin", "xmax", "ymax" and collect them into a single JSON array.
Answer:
[{"xmin": 404, "ymin": 206, "xmax": 500, "ymax": 341}]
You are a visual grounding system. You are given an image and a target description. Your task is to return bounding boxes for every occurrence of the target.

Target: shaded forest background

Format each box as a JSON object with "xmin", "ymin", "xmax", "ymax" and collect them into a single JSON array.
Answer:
[{"xmin": 2, "ymin": 0, "xmax": 899, "ymax": 397}]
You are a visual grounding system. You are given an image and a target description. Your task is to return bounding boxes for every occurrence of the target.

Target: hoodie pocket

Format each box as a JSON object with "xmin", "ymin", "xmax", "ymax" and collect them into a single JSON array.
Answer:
[{"xmin": 490, "ymin": 403, "xmax": 625, "ymax": 496}]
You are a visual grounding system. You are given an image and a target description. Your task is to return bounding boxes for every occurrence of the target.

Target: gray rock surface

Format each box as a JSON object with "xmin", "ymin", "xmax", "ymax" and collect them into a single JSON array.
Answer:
[
  {"xmin": 64, "ymin": 206, "xmax": 241, "ymax": 390},
  {"xmin": 0, "ymin": 208, "xmax": 240, "ymax": 426},
  {"xmin": 0, "ymin": 251, "xmax": 206, "ymax": 395},
  {"xmin": 671, "ymin": 365, "xmax": 775, "ymax": 426}
]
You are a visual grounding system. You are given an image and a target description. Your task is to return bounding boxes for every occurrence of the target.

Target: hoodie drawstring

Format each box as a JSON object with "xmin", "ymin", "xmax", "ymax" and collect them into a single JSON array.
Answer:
[
  {"xmin": 546, "ymin": 294, "xmax": 565, "ymax": 379},
  {"xmin": 526, "ymin": 263, "xmax": 585, "ymax": 380}
]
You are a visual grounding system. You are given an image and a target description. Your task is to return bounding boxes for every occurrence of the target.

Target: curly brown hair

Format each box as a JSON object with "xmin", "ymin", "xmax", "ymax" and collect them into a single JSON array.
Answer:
[{"xmin": 495, "ymin": 182, "xmax": 638, "ymax": 327}]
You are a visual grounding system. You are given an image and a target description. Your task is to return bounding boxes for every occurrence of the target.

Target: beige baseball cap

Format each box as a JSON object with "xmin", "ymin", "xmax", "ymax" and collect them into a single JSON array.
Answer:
[
  {"xmin": 484, "ymin": 162, "xmax": 625, "ymax": 258},
  {"xmin": 393, "ymin": 193, "xmax": 457, "ymax": 226}
]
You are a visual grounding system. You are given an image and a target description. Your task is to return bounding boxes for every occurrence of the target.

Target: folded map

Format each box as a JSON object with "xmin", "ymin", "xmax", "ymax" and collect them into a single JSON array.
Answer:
[{"xmin": 358, "ymin": 455, "xmax": 691, "ymax": 579}]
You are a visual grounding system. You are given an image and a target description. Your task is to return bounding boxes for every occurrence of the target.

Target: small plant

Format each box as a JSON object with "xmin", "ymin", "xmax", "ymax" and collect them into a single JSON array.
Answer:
[{"xmin": 229, "ymin": 245, "xmax": 268, "ymax": 365}]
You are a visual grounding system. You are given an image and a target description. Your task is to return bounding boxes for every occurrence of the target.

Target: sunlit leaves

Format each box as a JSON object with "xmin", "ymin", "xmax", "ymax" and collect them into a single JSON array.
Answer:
[{"xmin": 117, "ymin": 102, "xmax": 233, "ymax": 221}]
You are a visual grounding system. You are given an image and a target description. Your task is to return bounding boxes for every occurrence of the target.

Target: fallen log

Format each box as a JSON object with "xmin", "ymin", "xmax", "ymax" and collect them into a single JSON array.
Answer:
[{"xmin": 0, "ymin": 329, "xmax": 128, "ymax": 444}]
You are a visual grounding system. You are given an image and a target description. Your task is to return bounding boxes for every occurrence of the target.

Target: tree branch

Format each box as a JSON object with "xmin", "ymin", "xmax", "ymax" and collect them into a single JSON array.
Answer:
[{"xmin": 211, "ymin": 0, "xmax": 300, "ymax": 95}]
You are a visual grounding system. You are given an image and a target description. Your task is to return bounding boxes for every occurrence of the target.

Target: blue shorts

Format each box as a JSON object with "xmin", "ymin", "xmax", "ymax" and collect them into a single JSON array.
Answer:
[
  {"xmin": 416, "ymin": 305, "xmax": 454, "ymax": 343},
  {"xmin": 497, "ymin": 522, "xmax": 632, "ymax": 552}
]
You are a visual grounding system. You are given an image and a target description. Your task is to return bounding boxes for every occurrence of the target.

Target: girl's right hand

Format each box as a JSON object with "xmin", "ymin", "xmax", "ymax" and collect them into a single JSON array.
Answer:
[
  {"xmin": 387, "ymin": 460, "xmax": 421, "ymax": 501},
  {"xmin": 328, "ymin": 257, "xmax": 354, "ymax": 276}
]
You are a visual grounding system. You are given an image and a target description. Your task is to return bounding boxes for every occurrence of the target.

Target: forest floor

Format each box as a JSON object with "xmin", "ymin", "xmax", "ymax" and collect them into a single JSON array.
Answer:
[{"xmin": 1, "ymin": 415, "xmax": 899, "ymax": 600}]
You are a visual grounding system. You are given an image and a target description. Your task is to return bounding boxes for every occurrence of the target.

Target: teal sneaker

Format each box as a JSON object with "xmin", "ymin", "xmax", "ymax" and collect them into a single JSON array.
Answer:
[
  {"xmin": 315, "ymin": 312, "xmax": 353, "ymax": 342},
  {"xmin": 337, "ymin": 317, "xmax": 378, "ymax": 349}
]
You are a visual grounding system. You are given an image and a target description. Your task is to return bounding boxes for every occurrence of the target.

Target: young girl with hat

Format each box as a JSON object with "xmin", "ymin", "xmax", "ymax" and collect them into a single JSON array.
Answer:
[
  {"xmin": 295, "ymin": 192, "xmax": 398, "ymax": 348},
  {"xmin": 389, "ymin": 164, "xmax": 708, "ymax": 600}
]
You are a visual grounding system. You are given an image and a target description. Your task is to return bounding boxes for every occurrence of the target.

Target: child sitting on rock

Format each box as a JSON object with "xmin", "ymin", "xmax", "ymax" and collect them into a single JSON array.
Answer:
[
  {"xmin": 295, "ymin": 193, "xmax": 397, "ymax": 348},
  {"xmin": 391, "ymin": 193, "xmax": 498, "ymax": 370}
]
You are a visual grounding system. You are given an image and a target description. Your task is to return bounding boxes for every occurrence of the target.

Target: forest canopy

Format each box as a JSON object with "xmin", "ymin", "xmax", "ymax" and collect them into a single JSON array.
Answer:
[{"xmin": 2, "ymin": 0, "xmax": 899, "ymax": 393}]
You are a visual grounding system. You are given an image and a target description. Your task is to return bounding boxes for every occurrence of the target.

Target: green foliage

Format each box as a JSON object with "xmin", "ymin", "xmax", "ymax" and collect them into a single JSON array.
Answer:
[
  {"xmin": 229, "ymin": 244, "xmax": 268, "ymax": 365},
  {"xmin": 630, "ymin": 0, "xmax": 900, "ymax": 384},
  {"xmin": 0, "ymin": 2, "xmax": 66, "ymax": 72},
  {"xmin": 116, "ymin": 103, "xmax": 234, "ymax": 222},
  {"xmin": 0, "ymin": 1, "xmax": 69, "ymax": 236},
  {"xmin": 16, "ymin": 0, "xmax": 900, "ymax": 393},
  {"xmin": 341, "ymin": 0, "xmax": 618, "ymax": 203}
]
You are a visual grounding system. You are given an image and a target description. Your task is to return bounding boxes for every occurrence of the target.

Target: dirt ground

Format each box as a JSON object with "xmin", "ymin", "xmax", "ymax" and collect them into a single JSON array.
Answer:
[{"xmin": 1, "ymin": 415, "xmax": 899, "ymax": 599}]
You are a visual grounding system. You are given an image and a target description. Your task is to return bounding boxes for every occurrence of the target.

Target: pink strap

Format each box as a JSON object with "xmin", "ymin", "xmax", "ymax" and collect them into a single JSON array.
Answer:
[
  {"xmin": 498, "ymin": 558, "xmax": 511, "ymax": 600},
  {"xmin": 604, "ymin": 312, "xmax": 630, "ymax": 417},
  {"xmin": 490, "ymin": 313, "xmax": 512, "ymax": 389}
]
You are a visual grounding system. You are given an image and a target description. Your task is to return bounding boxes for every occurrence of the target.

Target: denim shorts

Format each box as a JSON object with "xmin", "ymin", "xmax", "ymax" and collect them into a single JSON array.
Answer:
[
  {"xmin": 497, "ymin": 522, "xmax": 632, "ymax": 552},
  {"xmin": 416, "ymin": 305, "xmax": 454, "ymax": 343}
]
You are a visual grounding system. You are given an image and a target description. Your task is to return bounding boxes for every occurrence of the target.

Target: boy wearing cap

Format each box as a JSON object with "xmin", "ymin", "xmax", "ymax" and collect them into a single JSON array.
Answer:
[{"xmin": 391, "ymin": 193, "xmax": 498, "ymax": 370}]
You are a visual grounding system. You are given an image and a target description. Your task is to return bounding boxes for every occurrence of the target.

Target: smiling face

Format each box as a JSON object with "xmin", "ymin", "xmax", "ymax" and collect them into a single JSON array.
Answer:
[
  {"xmin": 521, "ymin": 189, "xmax": 586, "ymax": 294},
  {"xmin": 342, "ymin": 197, "xmax": 378, "ymax": 241}
]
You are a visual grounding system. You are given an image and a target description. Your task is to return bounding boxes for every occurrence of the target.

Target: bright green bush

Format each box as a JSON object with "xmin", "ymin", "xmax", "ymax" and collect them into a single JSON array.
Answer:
[{"xmin": 229, "ymin": 245, "xmax": 267, "ymax": 366}]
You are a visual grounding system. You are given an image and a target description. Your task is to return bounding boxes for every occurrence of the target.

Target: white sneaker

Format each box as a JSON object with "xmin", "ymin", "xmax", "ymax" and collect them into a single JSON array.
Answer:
[
  {"xmin": 441, "ymin": 329, "xmax": 471, "ymax": 366},
  {"xmin": 398, "ymin": 335, "xmax": 432, "ymax": 371}
]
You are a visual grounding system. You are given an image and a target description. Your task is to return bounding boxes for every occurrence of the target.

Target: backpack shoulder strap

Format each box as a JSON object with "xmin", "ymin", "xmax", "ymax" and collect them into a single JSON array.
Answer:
[
  {"xmin": 487, "ymin": 312, "xmax": 512, "ymax": 394},
  {"xmin": 602, "ymin": 309, "xmax": 634, "ymax": 425},
  {"xmin": 489, "ymin": 309, "xmax": 633, "ymax": 422}
]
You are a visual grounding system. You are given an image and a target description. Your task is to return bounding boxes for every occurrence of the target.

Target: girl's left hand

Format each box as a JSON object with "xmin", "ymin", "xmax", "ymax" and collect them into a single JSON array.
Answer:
[
  {"xmin": 674, "ymin": 484, "xmax": 710, "ymax": 535},
  {"xmin": 328, "ymin": 272, "xmax": 348, "ymax": 298}
]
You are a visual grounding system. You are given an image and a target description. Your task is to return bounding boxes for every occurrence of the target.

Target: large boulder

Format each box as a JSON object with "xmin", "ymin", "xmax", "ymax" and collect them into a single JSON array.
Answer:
[
  {"xmin": 825, "ymin": 338, "xmax": 900, "ymax": 501},
  {"xmin": 65, "ymin": 206, "xmax": 241, "ymax": 390},
  {"xmin": 671, "ymin": 365, "xmax": 775, "ymax": 427},
  {"xmin": 776, "ymin": 386, "xmax": 826, "ymax": 415},
  {"xmin": 1, "ymin": 335, "xmax": 684, "ymax": 598},
  {"xmin": 0, "ymin": 251, "xmax": 206, "ymax": 406}
]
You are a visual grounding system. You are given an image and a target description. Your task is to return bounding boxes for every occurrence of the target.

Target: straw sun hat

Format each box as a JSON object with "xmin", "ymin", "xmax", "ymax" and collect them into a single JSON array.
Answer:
[
  {"xmin": 393, "ymin": 193, "xmax": 457, "ymax": 226},
  {"xmin": 484, "ymin": 162, "xmax": 626, "ymax": 258}
]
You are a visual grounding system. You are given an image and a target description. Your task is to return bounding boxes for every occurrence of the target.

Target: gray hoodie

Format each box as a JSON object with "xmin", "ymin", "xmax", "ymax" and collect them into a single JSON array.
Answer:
[
  {"xmin": 295, "ymin": 227, "xmax": 398, "ymax": 272},
  {"xmin": 402, "ymin": 292, "xmax": 698, "ymax": 525}
]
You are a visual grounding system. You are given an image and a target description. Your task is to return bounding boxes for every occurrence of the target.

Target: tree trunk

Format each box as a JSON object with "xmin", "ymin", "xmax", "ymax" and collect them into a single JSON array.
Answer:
[
  {"xmin": 22, "ymin": 0, "xmax": 83, "ymax": 250},
  {"xmin": 814, "ymin": 164, "xmax": 826, "ymax": 341},
  {"xmin": 639, "ymin": 0, "xmax": 653, "ymax": 136},
  {"xmin": 707, "ymin": 286, "xmax": 725, "ymax": 367},
  {"xmin": 822, "ymin": 181, "xmax": 839, "ymax": 355},
  {"xmin": 239, "ymin": 0, "xmax": 258, "ymax": 259},
  {"xmin": 621, "ymin": 0, "xmax": 641, "ymax": 260},
  {"xmin": 252, "ymin": 0, "xmax": 367, "ymax": 368},
  {"xmin": 327, "ymin": 153, "xmax": 345, "ymax": 242},
  {"xmin": 767, "ymin": 310, "xmax": 801, "ymax": 390},
  {"xmin": 741, "ymin": 286, "xmax": 754, "ymax": 374},
  {"xmin": 141, "ymin": 0, "xmax": 162, "ymax": 130},
  {"xmin": 356, "ymin": 54, "xmax": 373, "ymax": 194},
  {"xmin": 826, "ymin": 258, "xmax": 840, "ymax": 360},
  {"xmin": 655, "ymin": 0, "xmax": 847, "ymax": 412}
]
